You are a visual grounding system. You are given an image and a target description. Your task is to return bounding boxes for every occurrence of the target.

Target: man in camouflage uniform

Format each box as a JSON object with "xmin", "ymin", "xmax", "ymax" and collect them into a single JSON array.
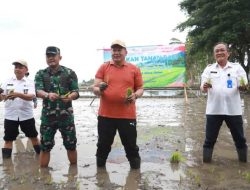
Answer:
[{"xmin": 35, "ymin": 46, "xmax": 79, "ymax": 167}]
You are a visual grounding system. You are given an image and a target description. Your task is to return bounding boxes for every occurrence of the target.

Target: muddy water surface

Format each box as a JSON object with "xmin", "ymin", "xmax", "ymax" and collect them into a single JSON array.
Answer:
[{"xmin": 0, "ymin": 96, "xmax": 250, "ymax": 189}]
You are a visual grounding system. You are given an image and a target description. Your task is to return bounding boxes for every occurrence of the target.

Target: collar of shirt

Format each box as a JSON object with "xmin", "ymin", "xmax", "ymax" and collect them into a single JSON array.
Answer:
[
  {"xmin": 11, "ymin": 75, "xmax": 27, "ymax": 82},
  {"xmin": 47, "ymin": 65, "xmax": 63, "ymax": 75},
  {"xmin": 215, "ymin": 61, "xmax": 232, "ymax": 69},
  {"xmin": 110, "ymin": 60, "xmax": 127, "ymax": 67}
]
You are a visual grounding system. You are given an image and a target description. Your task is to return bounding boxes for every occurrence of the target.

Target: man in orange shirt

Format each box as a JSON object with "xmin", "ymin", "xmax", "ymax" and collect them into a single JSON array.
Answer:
[{"xmin": 93, "ymin": 40, "xmax": 144, "ymax": 169}]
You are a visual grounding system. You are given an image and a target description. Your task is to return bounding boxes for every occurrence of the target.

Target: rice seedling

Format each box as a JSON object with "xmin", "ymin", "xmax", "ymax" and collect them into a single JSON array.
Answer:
[
  {"xmin": 170, "ymin": 150, "xmax": 184, "ymax": 163},
  {"xmin": 242, "ymin": 171, "xmax": 250, "ymax": 182},
  {"xmin": 127, "ymin": 87, "xmax": 133, "ymax": 97}
]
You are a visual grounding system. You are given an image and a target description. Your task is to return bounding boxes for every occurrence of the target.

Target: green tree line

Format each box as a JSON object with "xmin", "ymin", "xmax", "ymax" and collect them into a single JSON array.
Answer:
[{"xmin": 176, "ymin": 0, "xmax": 250, "ymax": 81}]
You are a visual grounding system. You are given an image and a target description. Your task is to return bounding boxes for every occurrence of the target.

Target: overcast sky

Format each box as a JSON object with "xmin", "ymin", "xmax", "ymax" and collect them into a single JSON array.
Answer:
[{"xmin": 0, "ymin": 0, "xmax": 187, "ymax": 82}]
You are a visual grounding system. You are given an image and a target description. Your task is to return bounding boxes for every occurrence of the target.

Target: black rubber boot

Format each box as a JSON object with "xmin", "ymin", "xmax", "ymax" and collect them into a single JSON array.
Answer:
[
  {"xmin": 2, "ymin": 148, "xmax": 12, "ymax": 159},
  {"xmin": 237, "ymin": 147, "xmax": 247, "ymax": 162},
  {"xmin": 129, "ymin": 157, "xmax": 141, "ymax": 169},
  {"xmin": 33, "ymin": 145, "xmax": 41, "ymax": 154},
  {"xmin": 96, "ymin": 157, "xmax": 106, "ymax": 167},
  {"xmin": 203, "ymin": 148, "xmax": 213, "ymax": 163}
]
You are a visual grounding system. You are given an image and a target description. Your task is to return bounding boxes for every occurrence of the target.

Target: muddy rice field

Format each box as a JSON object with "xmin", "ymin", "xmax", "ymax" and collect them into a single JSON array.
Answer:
[{"xmin": 1, "ymin": 95, "xmax": 250, "ymax": 190}]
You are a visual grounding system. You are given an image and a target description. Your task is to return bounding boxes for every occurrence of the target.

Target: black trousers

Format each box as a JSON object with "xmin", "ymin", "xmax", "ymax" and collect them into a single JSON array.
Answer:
[
  {"xmin": 4, "ymin": 118, "xmax": 38, "ymax": 141},
  {"xmin": 96, "ymin": 116, "xmax": 140, "ymax": 161},
  {"xmin": 203, "ymin": 115, "xmax": 247, "ymax": 149}
]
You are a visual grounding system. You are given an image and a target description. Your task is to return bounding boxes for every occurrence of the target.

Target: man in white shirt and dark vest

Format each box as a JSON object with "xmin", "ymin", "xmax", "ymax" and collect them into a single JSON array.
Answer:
[
  {"xmin": 200, "ymin": 42, "xmax": 248, "ymax": 163},
  {"xmin": 0, "ymin": 60, "xmax": 40, "ymax": 158}
]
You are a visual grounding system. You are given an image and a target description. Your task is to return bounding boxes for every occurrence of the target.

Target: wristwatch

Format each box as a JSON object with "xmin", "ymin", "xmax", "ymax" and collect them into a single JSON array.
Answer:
[{"xmin": 44, "ymin": 92, "xmax": 49, "ymax": 99}]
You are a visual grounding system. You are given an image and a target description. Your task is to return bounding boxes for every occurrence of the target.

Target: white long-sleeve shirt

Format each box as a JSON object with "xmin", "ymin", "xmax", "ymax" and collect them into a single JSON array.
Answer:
[
  {"xmin": 200, "ymin": 62, "xmax": 248, "ymax": 115},
  {"xmin": 1, "ymin": 76, "xmax": 35, "ymax": 121}
]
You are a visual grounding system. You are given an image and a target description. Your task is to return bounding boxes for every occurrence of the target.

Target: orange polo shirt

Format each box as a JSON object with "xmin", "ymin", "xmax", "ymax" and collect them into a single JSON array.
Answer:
[{"xmin": 95, "ymin": 60, "xmax": 143, "ymax": 119}]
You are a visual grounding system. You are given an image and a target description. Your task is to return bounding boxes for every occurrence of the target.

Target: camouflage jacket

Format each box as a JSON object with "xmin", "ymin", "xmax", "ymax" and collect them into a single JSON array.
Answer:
[{"xmin": 35, "ymin": 65, "xmax": 79, "ymax": 117}]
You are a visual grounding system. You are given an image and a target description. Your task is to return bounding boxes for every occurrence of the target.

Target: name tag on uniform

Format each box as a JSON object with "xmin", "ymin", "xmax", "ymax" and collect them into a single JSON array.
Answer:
[{"xmin": 227, "ymin": 79, "xmax": 233, "ymax": 88}]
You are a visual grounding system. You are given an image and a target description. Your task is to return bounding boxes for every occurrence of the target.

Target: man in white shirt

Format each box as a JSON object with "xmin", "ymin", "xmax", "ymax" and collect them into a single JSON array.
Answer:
[
  {"xmin": 200, "ymin": 42, "xmax": 248, "ymax": 163},
  {"xmin": 0, "ymin": 60, "xmax": 40, "ymax": 158}
]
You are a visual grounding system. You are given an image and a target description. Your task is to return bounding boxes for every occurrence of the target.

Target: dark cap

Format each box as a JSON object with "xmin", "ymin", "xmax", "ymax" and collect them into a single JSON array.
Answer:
[{"xmin": 46, "ymin": 46, "xmax": 60, "ymax": 55}]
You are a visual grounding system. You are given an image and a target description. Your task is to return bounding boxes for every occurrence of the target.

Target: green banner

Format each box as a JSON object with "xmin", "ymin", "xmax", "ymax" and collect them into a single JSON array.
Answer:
[{"xmin": 103, "ymin": 44, "xmax": 186, "ymax": 88}]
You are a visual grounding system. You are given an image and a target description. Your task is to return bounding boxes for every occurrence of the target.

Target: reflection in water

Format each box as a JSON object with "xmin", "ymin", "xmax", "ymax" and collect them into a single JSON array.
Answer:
[
  {"xmin": 66, "ymin": 165, "xmax": 79, "ymax": 188},
  {"xmin": 182, "ymin": 95, "xmax": 250, "ymax": 189},
  {"xmin": 170, "ymin": 163, "xmax": 180, "ymax": 172},
  {"xmin": 96, "ymin": 167, "xmax": 111, "ymax": 188},
  {"xmin": 96, "ymin": 167, "xmax": 141, "ymax": 190},
  {"xmin": 124, "ymin": 169, "xmax": 141, "ymax": 190},
  {"xmin": 1, "ymin": 153, "xmax": 40, "ymax": 189},
  {"xmin": 0, "ymin": 97, "xmax": 250, "ymax": 189},
  {"xmin": 96, "ymin": 167, "xmax": 122, "ymax": 189},
  {"xmin": 0, "ymin": 138, "xmax": 79, "ymax": 189},
  {"xmin": 2, "ymin": 158, "xmax": 14, "ymax": 177},
  {"xmin": 39, "ymin": 165, "xmax": 78, "ymax": 189},
  {"xmin": 26, "ymin": 138, "xmax": 34, "ymax": 152},
  {"xmin": 15, "ymin": 137, "xmax": 26, "ymax": 153}
]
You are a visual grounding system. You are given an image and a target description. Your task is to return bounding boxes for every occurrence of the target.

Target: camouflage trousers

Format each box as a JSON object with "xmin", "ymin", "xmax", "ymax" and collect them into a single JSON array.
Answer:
[{"xmin": 40, "ymin": 114, "xmax": 77, "ymax": 152}]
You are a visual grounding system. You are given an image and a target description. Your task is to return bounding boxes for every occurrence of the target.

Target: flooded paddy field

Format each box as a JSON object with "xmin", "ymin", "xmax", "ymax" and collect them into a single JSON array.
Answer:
[{"xmin": 0, "ymin": 95, "xmax": 250, "ymax": 189}]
